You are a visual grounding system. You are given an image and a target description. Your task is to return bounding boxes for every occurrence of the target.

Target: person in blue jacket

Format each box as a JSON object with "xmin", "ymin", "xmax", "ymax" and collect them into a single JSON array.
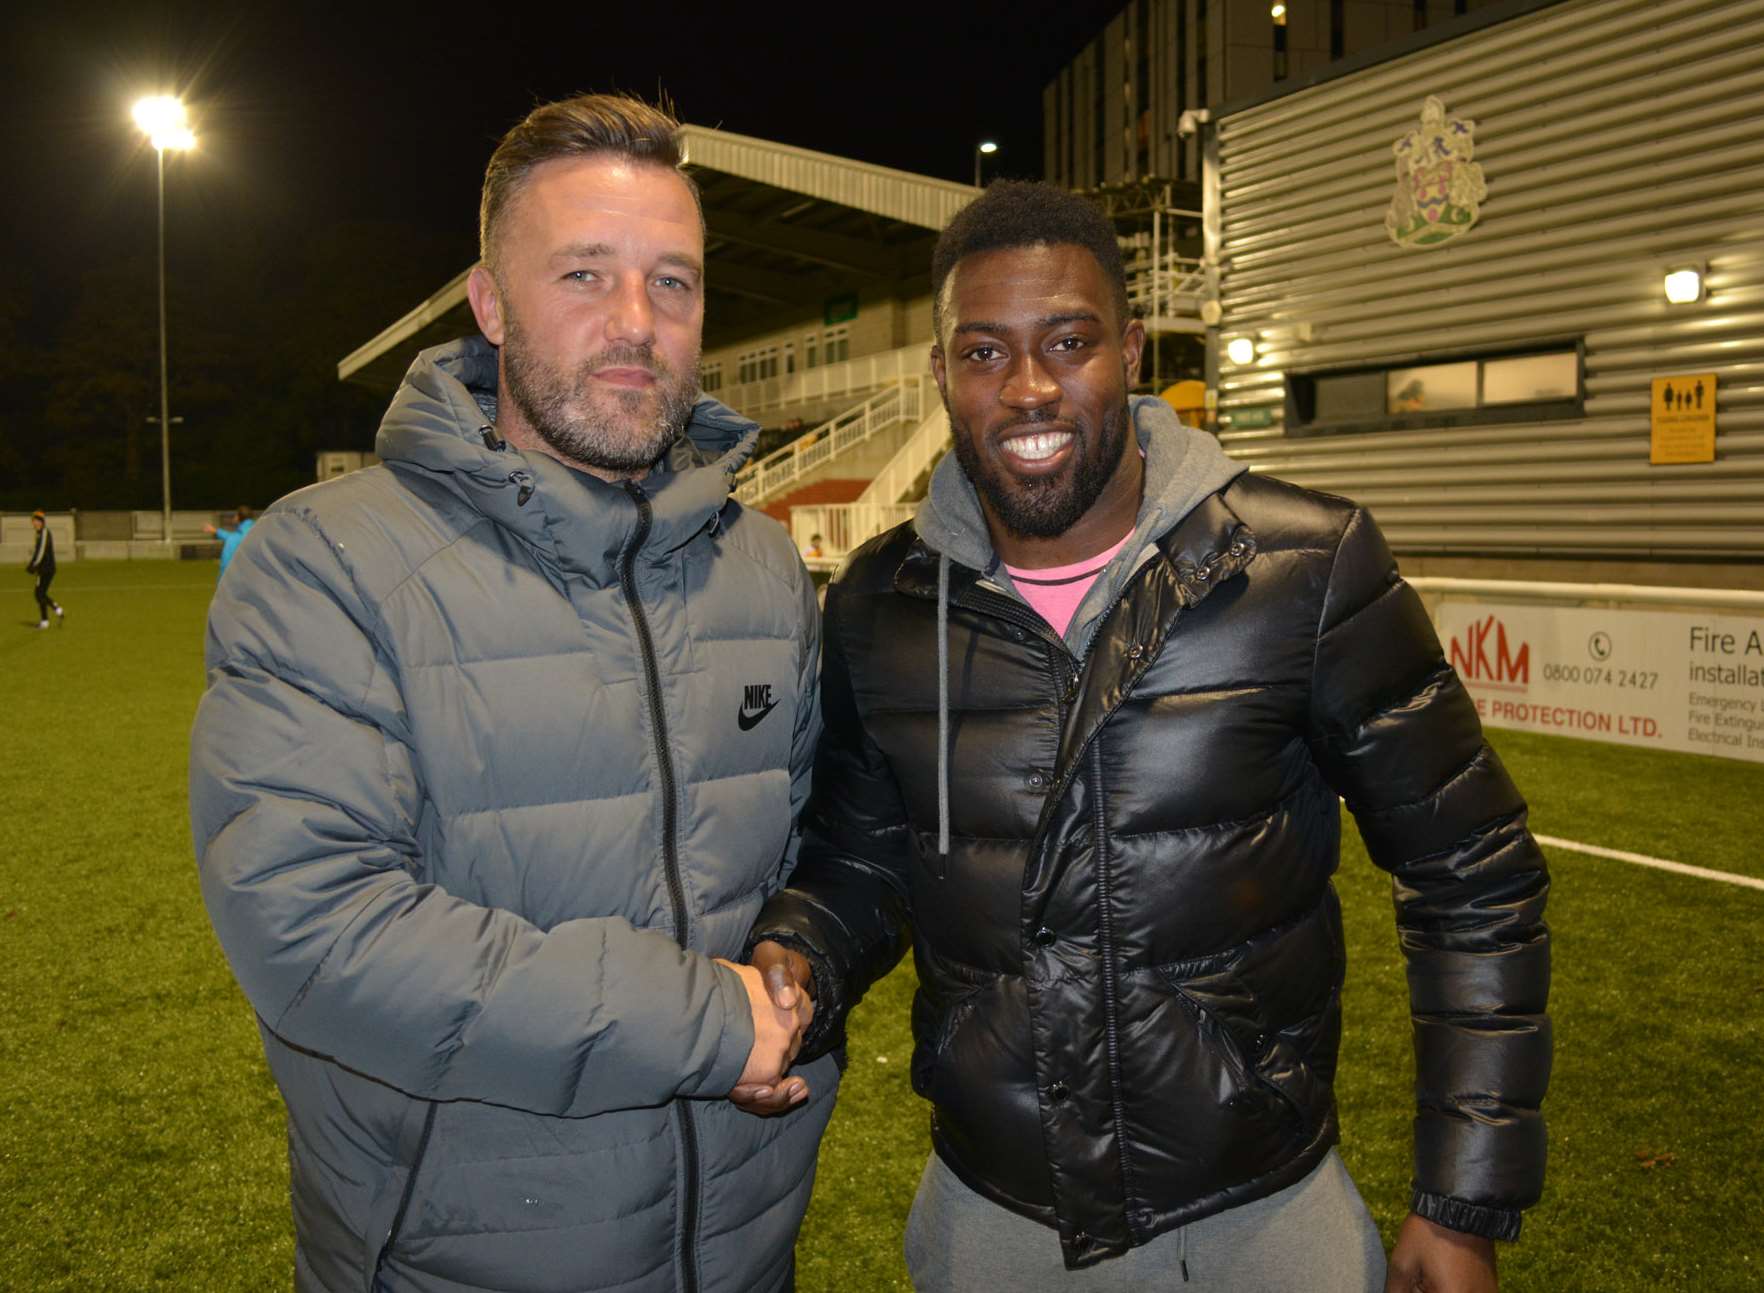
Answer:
[{"xmin": 203, "ymin": 505, "xmax": 254, "ymax": 575}]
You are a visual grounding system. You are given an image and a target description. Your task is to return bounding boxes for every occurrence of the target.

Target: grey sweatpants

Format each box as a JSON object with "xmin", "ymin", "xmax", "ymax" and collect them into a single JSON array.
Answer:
[{"xmin": 904, "ymin": 1149, "xmax": 1386, "ymax": 1292}]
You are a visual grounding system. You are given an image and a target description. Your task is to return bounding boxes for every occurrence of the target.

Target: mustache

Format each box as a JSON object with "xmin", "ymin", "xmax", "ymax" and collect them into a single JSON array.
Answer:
[
  {"xmin": 586, "ymin": 343, "xmax": 668, "ymax": 377},
  {"xmin": 991, "ymin": 408, "xmax": 1078, "ymax": 438}
]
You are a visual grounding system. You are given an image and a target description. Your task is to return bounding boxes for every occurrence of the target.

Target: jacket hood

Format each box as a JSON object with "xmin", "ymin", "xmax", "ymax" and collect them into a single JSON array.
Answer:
[
  {"xmin": 913, "ymin": 396, "xmax": 1247, "ymax": 647},
  {"xmin": 913, "ymin": 396, "xmax": 1244, "ymax": 573},
  {"xmin": 374, "ymin": 334, "xmax": 759, "ymax": 579}
]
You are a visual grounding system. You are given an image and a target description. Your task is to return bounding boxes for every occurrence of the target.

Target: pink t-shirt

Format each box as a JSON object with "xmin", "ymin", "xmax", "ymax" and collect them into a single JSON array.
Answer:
[{"xmin": 1003, "ymin": 533, "xmax": 1132, "ymax": 640}]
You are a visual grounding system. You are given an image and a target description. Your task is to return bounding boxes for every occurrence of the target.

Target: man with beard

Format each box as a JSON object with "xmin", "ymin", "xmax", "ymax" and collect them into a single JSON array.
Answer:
[
  {"xmin": 191, "ymin": 95, "xmax": 827, "ymax": 1293},
  {"xmin": 746, "ymin": 182, "xmax": 1551, "ymax": 1291}
]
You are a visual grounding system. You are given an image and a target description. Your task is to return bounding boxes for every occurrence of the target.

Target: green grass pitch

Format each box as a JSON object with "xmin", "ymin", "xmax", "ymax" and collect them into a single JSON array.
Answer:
[{"xmin": 2, "ymin": 561, "xmax": 1760, "ymax": 1290}]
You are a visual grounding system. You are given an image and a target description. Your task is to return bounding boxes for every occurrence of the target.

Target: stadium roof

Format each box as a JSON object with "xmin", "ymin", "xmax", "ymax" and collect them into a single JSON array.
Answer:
[{"xmin": 337, "ymin": 124, "xmax": 975, "ymax": 393}]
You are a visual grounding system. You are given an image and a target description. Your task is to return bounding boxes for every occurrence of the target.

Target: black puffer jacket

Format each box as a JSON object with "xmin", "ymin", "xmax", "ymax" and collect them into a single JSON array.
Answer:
[{"xmin": 753, "ymin": 434, "xmax": 1551, "ymax": 1270}]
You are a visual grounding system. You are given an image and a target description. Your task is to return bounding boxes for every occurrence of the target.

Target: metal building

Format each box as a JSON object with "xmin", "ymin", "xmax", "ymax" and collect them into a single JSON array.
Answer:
[
  {"xmin": 1200, "ymin": 0, "xmax": 1764, "ymax": 586},
  {"xmin": 1043, "ymin": 0, "xmax": 1510, "ymax": 189}
]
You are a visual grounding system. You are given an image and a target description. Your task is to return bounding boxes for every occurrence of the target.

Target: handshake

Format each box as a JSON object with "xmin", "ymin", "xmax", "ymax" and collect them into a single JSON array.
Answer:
[{"xmin": 717, "ymin": 941, "xmax": 816, "ymax": 1117}]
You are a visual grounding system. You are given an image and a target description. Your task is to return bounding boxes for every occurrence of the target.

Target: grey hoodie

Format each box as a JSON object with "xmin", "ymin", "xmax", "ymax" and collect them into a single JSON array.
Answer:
[{"xmin": 914, "ymin": 395, "xmax": 1247, "ymax": 655}]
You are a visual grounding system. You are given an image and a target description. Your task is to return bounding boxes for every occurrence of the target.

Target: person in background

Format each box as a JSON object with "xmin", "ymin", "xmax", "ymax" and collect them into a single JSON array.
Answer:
[
  {"xmin": 26, "ymin": 510, "xmax": 63, "ymax": 629},
  {"xmin": 803, "ymin": 532, "xmax": 825, "ymax": 559},
  {"xmin": 202, "ymin": 505, "xmax": 255, "ymax": 576}
]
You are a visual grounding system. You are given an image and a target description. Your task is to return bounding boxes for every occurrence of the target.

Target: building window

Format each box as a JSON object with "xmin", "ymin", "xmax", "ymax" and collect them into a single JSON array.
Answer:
[
  {"xmin": 824, "ymin": 324, "xmax": 850, "ymax": 365},
  {"xmin": 1197, "ymin": 0, "xmax": 1208, "ymax": 106},
  {"xmin": 1093, "ymin": 49, "xmax": 1106, "ymax": 185},
  {"xmin": 802, "ymin": 325, "xmax": 850, "ymax": 370},
  {"xmin": 1285, "ymin": 345, "xmax": 1583, "ymax": 436},
  {"xmin": 1176, "ymin": 0, "xmax": 1189, "ymax": 177},
  {"xmin": 1273, "ymin": 4, "xmax": 1288, "ymax": 80},
  {"xmin": 1330, "ymin": 0, "xmax": 1344, "ymax": 59},
  {"xmin": 1135, "ymin": 0, "xmax": 1152, "ymax": 177},
  {"xmin": 737, "ymin": 344, "xmax": 784, "ymax": 385},
  {"xmin": 1414, "ymin": 0, "xmax": 1428, "ymax": 31},
  {"xmin": 701, "ymin": 361, "xmax": 722, "ymax": 393}
]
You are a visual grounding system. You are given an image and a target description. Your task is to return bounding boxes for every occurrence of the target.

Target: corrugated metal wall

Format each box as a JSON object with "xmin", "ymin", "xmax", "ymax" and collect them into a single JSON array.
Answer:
[{"xmin": 1211, "ymin": 0, "xmax": 1764, "ymax": 557}]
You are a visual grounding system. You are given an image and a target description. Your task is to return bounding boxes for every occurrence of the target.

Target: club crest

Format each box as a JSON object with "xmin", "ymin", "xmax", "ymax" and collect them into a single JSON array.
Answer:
[{"xmin": 1385, "ymin": 96, "xmax": 1486, "ymax": 249}]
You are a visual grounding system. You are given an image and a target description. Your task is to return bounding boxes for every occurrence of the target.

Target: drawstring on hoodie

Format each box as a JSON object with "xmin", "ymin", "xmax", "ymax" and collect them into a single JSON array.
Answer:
[
  {"xmin": 479, "ymin": 424, "xmax": 535, "ymax": 506},
  {"xmin": 935, "ymin": 551, "xmax": 951, "ymax": 879}
]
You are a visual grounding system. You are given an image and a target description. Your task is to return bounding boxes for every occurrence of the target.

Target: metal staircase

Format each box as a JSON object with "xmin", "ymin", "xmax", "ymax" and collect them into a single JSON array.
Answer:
[
  {"xmin": 788, "ymin": 402, "xmax": 951, "ymax": 559},
  {"xmin": 733, "ymin": 375, "xmax": 930, "ymax": 508}
]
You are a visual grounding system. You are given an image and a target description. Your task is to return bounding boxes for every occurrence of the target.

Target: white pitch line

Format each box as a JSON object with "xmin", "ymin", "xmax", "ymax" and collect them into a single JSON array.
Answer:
[
  {"xmin": 1534, "ymin": 833, "xmax": 1764, "ymax": 892},
  {"xmin": 41, "ymin": 583, "xmax": 212, "ymax": 593}
]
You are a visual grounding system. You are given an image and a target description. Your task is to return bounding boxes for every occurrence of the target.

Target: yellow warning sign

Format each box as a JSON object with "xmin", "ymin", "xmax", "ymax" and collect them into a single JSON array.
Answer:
[{"xmin": 1651, "ymin": 373, "xmax": 1716, "ymax": 465}]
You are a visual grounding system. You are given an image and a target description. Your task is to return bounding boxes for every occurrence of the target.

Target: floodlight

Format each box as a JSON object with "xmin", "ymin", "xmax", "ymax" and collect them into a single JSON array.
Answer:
[{"xmin": 132, "ymin": 96, "xmax": 195, "ymax": 151}]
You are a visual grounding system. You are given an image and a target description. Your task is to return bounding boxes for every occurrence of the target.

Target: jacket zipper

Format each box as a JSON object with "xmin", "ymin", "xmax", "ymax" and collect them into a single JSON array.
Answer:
[
  {"xmin": 619, "ymin": 483, "xmax": 700, "ymax": 1293},
  {"xmin": 1090, "ymin": 738, "xmax": 1142, "ymax": 1245},
  {"xmin": 369, "ymin": 1101, "xmax": 439, "ymax": 1291},
  {"xmin": 957, "ymin": 570, "xmax": 1163, "ymax": 1247}
]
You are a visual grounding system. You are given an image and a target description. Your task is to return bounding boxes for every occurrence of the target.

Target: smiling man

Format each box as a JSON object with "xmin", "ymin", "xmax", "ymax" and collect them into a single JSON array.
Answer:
[
  {"xmin": 748, "ymin": 182, "xmax": 1552, "ymax": 1292},
  {"xmin": 191, "ymin": 95, "xmax": 829, "ymax": 1293}
]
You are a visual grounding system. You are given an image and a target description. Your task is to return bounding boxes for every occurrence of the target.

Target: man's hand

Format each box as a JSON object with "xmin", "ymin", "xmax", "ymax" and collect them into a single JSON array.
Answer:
[
  {"xmin": 725, "ymin": 942, "xmax": 816, "ymax": 1117},
  {"xmin": 718, "ymin": 956, "xmax": 812, "ymax": 1116},
  {"xmin": 1386, "ymin": 1213, "xmax": 1498, "ymax": 1293}
]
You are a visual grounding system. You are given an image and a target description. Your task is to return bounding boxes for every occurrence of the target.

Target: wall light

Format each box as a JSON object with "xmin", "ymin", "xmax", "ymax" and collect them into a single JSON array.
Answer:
[
  {"xmin": 1663, "ymin": 266, "xmax": 1705, "ymax": 305},
  {"xmin": 1226, "ymin": 336, "xmax": 1257, "ymax": 365}
]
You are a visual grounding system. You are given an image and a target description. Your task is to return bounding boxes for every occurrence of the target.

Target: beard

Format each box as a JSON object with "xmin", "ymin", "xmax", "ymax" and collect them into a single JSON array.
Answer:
[
  {"xmin": 949, "ymin": 401, "xmax": 1131, "ymax": 541},
  {"xmin": 501, "ymin": 314, "xmax": 700, "ymax": 476}
]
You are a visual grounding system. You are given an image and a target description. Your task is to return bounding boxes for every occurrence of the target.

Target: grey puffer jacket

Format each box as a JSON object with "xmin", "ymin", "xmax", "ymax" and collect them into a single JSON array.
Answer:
[{"xmin": 190, "ymin": 336, "xmax": 835, "ymax": 1293}]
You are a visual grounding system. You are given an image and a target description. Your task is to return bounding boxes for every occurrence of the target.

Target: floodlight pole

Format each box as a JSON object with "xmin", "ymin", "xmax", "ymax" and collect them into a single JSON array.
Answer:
[
  {"xmin": 155, "ymin": 144, "xmax": 173, "ymax": 547},
  {"xmin": 974, "ymin": 141, "xmax": 999, "ymax": 189}
]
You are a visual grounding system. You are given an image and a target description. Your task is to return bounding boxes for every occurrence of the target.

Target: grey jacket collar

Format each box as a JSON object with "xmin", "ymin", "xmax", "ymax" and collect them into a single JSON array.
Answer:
[
  {"xmin": 912, "ymin": 396, "xmax": 1248, "ymax": 651},
  {"xmin": 374, "ymin": 335, "xmax": 758, "ymax": 582}
]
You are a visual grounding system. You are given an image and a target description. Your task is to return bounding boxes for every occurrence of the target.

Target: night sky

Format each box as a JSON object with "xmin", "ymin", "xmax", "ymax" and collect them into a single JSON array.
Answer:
[
  {"xmin": 0, "ymin": 0, "xmax": 1127, "ymax": 508},
  {"xmin": 6, "ymin": 0, "xmax": 1127, "ymax": 335}
]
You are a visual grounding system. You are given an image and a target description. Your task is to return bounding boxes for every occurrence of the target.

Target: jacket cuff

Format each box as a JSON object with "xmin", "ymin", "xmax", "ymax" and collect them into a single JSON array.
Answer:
[
  {"xmin": 742, "ymin": 928, "xmax": 844, "ymax": 1060},
  {"xmin": 1411, "ymin": 1190, "xmax": 1524, "ymax": 1241},
  {"xmin": 698, "ymin": 959, "xmax": 758, "ymax": 1098}
]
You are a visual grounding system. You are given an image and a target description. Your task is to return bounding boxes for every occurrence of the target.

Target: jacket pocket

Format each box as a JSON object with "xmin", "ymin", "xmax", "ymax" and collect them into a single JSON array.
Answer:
[
  {"xmin": 909, "ymin": 977, "xmax": 984, "ymax": 1101},
  {"xmin": 1158, "ymin": 971, "xmax": 1306, "ymax": 1139},
  {"xmin": 365, "ymin": 1099, "xmax": 438, "ymax": 1293}
]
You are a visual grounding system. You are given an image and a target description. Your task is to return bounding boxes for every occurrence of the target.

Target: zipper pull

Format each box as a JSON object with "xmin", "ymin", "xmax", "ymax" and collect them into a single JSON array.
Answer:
[{"xmin": 509, "ymin": 469, "xmax": 534, "ymax": 507}]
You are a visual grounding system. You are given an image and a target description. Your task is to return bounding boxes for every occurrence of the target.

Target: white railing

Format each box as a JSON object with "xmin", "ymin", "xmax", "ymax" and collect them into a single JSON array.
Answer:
[
  {"xmin": 716, "ymin": 342, "xmax": 931, "ymax": 419},
  {"xmin": 858, "ymin": 406, "xmax": 950, "ymax": 506},
  {"xmin": 734, "ymin": 376, "xmax": 927, "ymax": 507},
  {"xmin": 788, "ymin": 407, "xmax": 952, "ymax": 559},
  {"xmin": 1125, "ymin": 250, "xmax": 1207, "ymax": 327},
  {"xmin": 792, "ymin": 501, "xmax": 916, "ymax": 559}
]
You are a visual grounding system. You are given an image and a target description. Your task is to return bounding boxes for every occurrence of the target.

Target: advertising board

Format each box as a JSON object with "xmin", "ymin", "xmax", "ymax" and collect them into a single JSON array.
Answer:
[{"xmin": 1433, "ymin": 601, "xmax": 1764, "ymax": 765}]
